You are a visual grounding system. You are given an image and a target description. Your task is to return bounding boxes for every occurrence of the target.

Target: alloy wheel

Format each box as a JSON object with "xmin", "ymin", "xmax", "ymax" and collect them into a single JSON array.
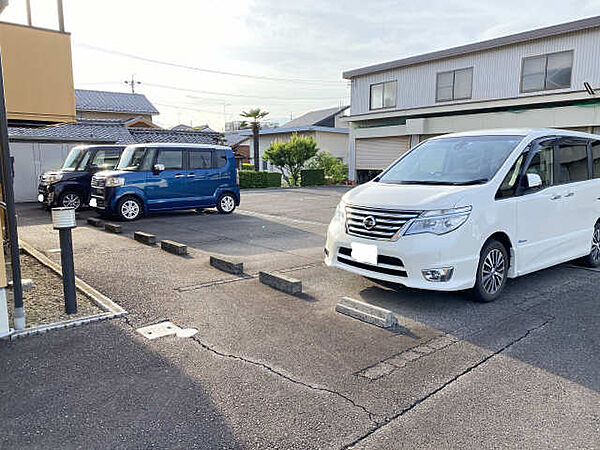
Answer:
[
  {"xmin": 62, "ymin": 193, "xmax": 81, "ymax": 209},
  {"xmin": 481, "ymin": 248, "xmax": 506, "ymax": 295},
  {"xmin": 220, "ymin": 195, "xmax": 235, "ymax": 213},
  {"xmin": 592, "ymin": 226, "xmax": 600, "ymax": 264},
  {"xmin": 121, "ymin": 200, "xmax": 140, "ymax": 220}
]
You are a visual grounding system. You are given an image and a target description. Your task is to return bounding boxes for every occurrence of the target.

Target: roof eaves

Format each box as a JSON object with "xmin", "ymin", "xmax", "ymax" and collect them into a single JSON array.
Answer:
[{"xmin": 343, "ymin": 15, "xmax": 600, "ymax": 78}]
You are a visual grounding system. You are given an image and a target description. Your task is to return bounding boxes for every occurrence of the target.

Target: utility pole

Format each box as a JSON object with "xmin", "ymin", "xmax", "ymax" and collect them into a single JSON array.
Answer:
[
  {"xmin": 124, "ymin": 75, "xmax": 141, "ymax": 93},
  {"xmin": 57, "ymin": 0, "xmax": 65, "ymax": 32},
  {"xmin": 26, "ymin": 0, "xmax": 32, "ymax": 26}
]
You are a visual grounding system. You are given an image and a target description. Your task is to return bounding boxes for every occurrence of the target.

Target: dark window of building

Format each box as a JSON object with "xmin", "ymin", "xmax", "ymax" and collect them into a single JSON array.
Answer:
[
  {"xmin": 370, "ymin": 81, "xmax": 397, "ymax": 110},
  {"xmin": 436, "ymin": 68, "xmax": 473, "ymax": 101},
  {"xmin": 521, "ymin": 50, "xmax": 573, "ymax": 92}
]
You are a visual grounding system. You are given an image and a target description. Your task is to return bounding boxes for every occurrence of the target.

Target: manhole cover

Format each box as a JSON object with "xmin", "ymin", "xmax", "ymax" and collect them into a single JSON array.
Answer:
[{"xmin": 136, "ymin": 321, "xmax": 180, "ymax": 340}]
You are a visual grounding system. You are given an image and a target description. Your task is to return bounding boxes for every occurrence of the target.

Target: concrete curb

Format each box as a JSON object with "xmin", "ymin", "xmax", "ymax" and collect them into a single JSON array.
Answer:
[
  {"xmin": 17, "ymin": 240, "xmax": 128, "ymax": 338},
  {"xmin": 161, "ymin": 240, "xmax": 188, "ymax": 256},
  {"xmin": 87, "ymin": 217, "xmax": 103, "ymax": 227},
  {"xmin": 335, "ymin": 297, "xmax": 398, "ymax": 328},
  {"xmin": 259, "ymin": 271, "xmax": 302, "ymax": 295},
  {"xmin": 134, "ymin": 231, "xmax": 156, "ymax": 246},
  {"xmin": 210, "ymin": 256, "xmax": 243, "ymax": 275},
  {"xmin": 104, "ymin": 223, "xmax": 122, "ymax": 234}
]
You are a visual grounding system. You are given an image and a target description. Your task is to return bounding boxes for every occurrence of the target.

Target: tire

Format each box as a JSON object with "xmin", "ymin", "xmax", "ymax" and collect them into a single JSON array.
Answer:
[
  {"xmin": 117, "ymin": 196, "xmax": 143, "ymax": 221},
  {"xmin": 582, "ymin": 222, "xmax": 600, "ymax": 268},
  {"xmin": 472, "ymin": 240, "xmax": 508, "ymax": 302},
  {"xmin": 59, "ymin": 191, "xmax": 83, "ymax": 210},
  {"xmin": 216, "ymin": 193, "xmax": 236, "ymax": 214}
]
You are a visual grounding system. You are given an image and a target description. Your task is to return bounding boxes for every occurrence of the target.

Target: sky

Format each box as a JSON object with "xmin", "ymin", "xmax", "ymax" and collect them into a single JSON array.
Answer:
[{"xmin": 2, "ymin": 0, "xmax": 600, "ymax": 130}]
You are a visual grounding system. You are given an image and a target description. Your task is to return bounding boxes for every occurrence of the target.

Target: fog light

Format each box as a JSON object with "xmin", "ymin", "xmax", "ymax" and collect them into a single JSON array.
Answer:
[{"xmin": 422, "ymin": 267, "xmax": 454, "ymax": 282}]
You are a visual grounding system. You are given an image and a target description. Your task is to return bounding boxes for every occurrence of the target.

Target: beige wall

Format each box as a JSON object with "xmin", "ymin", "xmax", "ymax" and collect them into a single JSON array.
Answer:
[
  {"xmin": 0, "ymin": 22, "xmax": 75, "ymax": 123},
  {"xmin": 78, "ymin": 111, "xmax": 154, "ymax": 123}
]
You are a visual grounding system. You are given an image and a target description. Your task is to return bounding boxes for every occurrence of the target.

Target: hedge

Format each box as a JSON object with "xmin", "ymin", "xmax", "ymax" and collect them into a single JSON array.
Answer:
[
  {"xmin": 241, "ymin": 163, "xmax": 254, "ymax": 171},
  {"xmin": 239, "ymin": 170, "xmax": 282, "ymax": 189},
  {"xmin": 300, "ymin": 169, "xmax": 325, "ymax": 186}
]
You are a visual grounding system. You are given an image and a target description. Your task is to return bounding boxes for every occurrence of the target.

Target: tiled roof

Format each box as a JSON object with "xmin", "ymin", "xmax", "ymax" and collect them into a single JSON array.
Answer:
[
  {"xmin": 282, "ymin": 106, "xmax": 349, "ymax": 128},
  {"xmin": 8, "ymin": 120, "xmax": 222, "ymax": 145},
  {"xmin": 75, "ymin": 89, "xmax": 159, "ymax": 115},
  {"xmin": 223, "ymin": 132, "xmax": 249, "ymax": 147}
]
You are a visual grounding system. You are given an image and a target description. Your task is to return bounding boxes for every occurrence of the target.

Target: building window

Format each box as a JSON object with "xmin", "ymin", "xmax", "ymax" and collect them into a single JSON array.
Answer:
[
  {"xmin": 370, "ymin": 81, "xmax": 397, "ymax": 110},
  {"xmin": 436, "ymin": 68, "xmax": 473, "ymax": 102},
  {"xmin": 521, "ymin": 50, "xmax": 573, "ymax": 92}
]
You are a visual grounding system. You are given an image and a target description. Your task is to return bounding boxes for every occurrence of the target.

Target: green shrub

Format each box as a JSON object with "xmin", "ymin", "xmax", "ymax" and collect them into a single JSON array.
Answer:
[
  {"xmin": 307, "ymin": 151, "xmax": 348, "ymax": 184},
  {"xmin": 239, "ymin": 170, "xmax": 281, "ymax": 189},
  {"xmin": 241, "ymin": 163, "xmax": 254, "ymax": 171},
  {"xmin": 300, "ymin": 169, "xmax": 325, "ymax": 186}
]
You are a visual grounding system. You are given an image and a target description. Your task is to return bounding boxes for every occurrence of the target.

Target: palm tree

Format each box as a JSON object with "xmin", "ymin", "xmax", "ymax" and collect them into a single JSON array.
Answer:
[{"xmin": 240, "ymin": 108, "xmax": 269, "ymax": 171}]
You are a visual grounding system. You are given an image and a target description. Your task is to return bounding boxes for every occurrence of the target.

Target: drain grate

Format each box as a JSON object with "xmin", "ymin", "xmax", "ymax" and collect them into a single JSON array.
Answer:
[{"xmin": 136, "ymin": 321, "xmax": 198, "ymax": 340}]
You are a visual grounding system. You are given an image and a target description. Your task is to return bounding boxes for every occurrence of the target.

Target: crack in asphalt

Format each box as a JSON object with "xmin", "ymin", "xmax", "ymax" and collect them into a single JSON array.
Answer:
[
  {"xmin": 187, "ymin": 334, "xmax": 379, "ymax": 426},
  {"xmin": 342, "ymin": 316, "xmax": 555, "ymax": 449}
]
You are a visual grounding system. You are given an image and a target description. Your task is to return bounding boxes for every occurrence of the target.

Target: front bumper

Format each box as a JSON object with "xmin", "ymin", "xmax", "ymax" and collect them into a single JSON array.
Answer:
[
  {"xmin": 37, "ymin": 183, "xmax": 55, "ymax": 206},
  {"xmin": 324, "ymin": 217, "xmax": 479, "ymax": 291}
]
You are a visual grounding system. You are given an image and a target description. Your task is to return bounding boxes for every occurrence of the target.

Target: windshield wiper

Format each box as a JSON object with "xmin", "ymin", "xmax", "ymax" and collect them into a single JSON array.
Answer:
[{"xmin": 447, "ymin": 178, "xmax": 489, "ymax": 185}]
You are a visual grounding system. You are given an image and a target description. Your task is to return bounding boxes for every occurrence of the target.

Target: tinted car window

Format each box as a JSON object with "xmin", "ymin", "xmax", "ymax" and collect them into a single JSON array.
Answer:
[
  {"xmin": 156, "ymin": 149, "xmax": 183, "ymax": 170},
  {"xmin": 525, "ymin": 142, "xmax": 554, "ymax": 189},
  {"xmin": 189, "ymin": 150, "xmax": 212, "ymax": 169},
  {"xmin": 496, "ymin": 153, "xmax": 526, "ymax": 199},
  {"xmin": 557, "ymin": 140, "xmax": 589, "ymax": 183},
  {"xmin": 90, "ymin": 148, "xmax": 121, "ymax": 170},
  {"xmin": 213, "ymin": 150, "xmax": 227, "ymax": 169},
  {"xmin": 592, "ymin": 140, "xmax": 600, "ymax": 179}
]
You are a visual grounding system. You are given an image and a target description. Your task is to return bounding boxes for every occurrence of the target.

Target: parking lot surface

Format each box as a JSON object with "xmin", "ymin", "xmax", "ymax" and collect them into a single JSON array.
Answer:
[{"xmin": 2, "ymin": 186, "xmax": 599, "ymax": 449}]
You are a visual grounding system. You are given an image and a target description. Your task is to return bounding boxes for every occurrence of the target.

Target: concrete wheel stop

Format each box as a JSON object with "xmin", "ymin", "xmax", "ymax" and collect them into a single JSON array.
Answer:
[
  {"xmin": 336, "ymin": 297, "xmax": 398, "ymax": 329},
  {"xmin": 210, "ymin": 256, "xmax": 243, "ymax": 275},
  {"xmin": 259, "ymin": 271, "xmax": 302, "ymax": 295}
]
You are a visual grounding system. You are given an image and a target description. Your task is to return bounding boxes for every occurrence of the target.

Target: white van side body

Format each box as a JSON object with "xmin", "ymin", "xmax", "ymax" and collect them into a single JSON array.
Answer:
[{"xmin": 324, "ymin": 129, "xmax": 600, "ymax": 292}]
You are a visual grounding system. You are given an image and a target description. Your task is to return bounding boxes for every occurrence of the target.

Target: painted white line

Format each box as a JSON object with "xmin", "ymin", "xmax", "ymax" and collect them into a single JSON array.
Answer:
[{"xmin": 237, "ymin": 209, "xmax": 328, "ymax": 226}]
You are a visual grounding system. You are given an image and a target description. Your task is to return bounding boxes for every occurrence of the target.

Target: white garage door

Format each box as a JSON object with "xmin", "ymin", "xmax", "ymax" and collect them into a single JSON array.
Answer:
[
  {"xmin": 355, "ymin": 136, "xmax": 410, "ymax": 170},
  {"xmin": 11, "ymin": 141, "xmax": 76, "ymax": 202}
]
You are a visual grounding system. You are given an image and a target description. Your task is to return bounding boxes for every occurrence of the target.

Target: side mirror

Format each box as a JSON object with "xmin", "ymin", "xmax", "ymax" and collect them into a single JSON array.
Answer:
[
  {"xmin": 153, "ymin": 163, "xmax": 165, "ymax": 174},
  {"xmin": 525, "ymin": 173, "xmax": 542, "ymax": 189}
]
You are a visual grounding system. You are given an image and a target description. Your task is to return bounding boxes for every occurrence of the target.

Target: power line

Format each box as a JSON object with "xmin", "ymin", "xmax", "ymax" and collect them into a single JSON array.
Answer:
[
  {"xmin": 75, "ymin": 42, "xmax": 346, "ymax": 85},
  {"xmin": 145, "ymin": 82, "xmax": 348, "ymax": 101}
]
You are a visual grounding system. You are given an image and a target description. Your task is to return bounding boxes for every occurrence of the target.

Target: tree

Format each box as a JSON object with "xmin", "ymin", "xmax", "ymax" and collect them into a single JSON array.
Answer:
[
  {"xmin": 240, "ymin": 108, "xmax": 269, "ymax": 171},
  {"xmin": 264, "ymin": 133, "xmax": 319, "ymax": 186},
  {"xmin": 307, "ymin": 151, "xmax": 348, "ymax": 184}
]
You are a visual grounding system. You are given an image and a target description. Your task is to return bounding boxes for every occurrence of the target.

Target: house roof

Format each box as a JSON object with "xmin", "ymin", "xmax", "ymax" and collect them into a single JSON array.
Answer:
[
  {"xmin": 343, "ymin": 15, "xmax": 600, "ymax": 78},
  {"xmin": 75, "ymin": 89, "xmax": 159, "ymax": 115},
  {"xmin": 8, "ymin": 119, "xmax": 221, "ymax": 145},
  {"xmin": 240, "ymin": 126, "xmax": 349, "ymax": 136},
  {"xmin": 223, "ymin": 132, "xmax": 249, "ymax": 147},
  {"xmin": 282, "ymin": 106, "xmax": 349, "ymax": 128}
]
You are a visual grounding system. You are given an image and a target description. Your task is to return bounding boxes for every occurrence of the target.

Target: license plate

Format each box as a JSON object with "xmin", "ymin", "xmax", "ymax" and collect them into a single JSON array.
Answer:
[
  {"xmin": 89, "ymin": 198, "xmax": 97, "ymax": 208},
  {"xmin": 37, "ymin": 194, "xmax": 44, "ymax": 203},
  {"xmin": 351, "ymin": 242, "xmax": 378, "ymax": 265}
]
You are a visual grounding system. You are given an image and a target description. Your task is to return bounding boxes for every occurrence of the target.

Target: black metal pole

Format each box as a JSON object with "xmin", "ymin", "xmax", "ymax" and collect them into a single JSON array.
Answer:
[
  {"xmin": 0, "ymin": 53, "xmax": 24, "ymax": 329},
  {"xmin": 58, "ymin": 229, "xmax": 76, "ymax": 314}
]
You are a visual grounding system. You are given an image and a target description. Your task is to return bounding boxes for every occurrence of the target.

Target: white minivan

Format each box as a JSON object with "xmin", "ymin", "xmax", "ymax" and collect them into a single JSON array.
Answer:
[{"xmin": 325, "ymin": 129, "xmax": 600, "ymax": 301}]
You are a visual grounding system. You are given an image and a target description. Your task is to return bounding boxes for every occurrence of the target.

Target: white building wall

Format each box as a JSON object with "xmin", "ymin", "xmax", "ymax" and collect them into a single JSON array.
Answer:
[
  {"xmin": 312, "ymin": 132, "xmax": 348, "ymax": 161},
  {"xmin": 350, "ymin": 28, "xmax": 600, "ymax": 115}
]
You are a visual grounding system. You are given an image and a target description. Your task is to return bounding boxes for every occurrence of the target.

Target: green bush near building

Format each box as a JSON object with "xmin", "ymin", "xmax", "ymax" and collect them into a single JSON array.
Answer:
[
  {"xmin": 239, "ymin": 170, "xmax": 282, "ymax": 189},
  {"xmin": 300, "ymin": 169, "xmax": 325, "ymax": 186},
  {"xmin": 241, "ymin": 163, "xmax": 254, "ymax": 171}
]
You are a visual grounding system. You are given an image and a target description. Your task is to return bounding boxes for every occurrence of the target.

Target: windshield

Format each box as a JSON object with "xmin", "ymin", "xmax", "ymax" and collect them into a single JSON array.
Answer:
[
  {"xmin": 61, "ymin": 147, "xmax": 91, "ymax": 171},
  {"xmin": 377, "ymin": 135, "xmax": 523, "ymax": 185},
  {"xmin": 117, "ymin": 147, "xmax": 147, "ymax": 171}
]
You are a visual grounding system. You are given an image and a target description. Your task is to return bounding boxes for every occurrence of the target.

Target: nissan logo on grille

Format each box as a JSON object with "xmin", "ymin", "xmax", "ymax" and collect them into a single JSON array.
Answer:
[{"xmin": 362, "ymin": 215, "xmax": 377, "ymax": 230}]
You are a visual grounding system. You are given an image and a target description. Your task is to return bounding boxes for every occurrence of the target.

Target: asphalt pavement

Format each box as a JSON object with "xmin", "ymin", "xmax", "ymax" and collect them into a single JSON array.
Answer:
[{"xmin": 2, "ymin": 186, "xmax": 598, "ymax": 449}]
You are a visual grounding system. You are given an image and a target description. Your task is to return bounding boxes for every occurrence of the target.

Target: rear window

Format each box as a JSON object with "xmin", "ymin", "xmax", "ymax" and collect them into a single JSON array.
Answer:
[
  {"xmin": 557, "ymin": 140, "xmax": 589, "ymax": 183},
  {"xmin": 213, "ymin": 150, "xmax": 227, "ymax": 169},
  {"xmin": 189, "ymin": 150, "xmax": 212, "ymax": 169}
]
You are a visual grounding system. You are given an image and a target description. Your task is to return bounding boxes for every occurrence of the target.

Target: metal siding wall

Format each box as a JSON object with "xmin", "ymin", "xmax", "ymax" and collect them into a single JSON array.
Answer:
[
  {"xmin": 350, "ymin": 29, "xmax": 600, "ymax": 115},
  {"xmin": 355, "ymin": 136, "xmax": 410, "ymax": 170}
]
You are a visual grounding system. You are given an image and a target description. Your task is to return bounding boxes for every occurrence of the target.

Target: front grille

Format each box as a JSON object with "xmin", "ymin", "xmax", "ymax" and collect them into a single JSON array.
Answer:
[
  {"xmin": 345, "ymin": 205, "xmax": 421, "ymax": 240},
  {"xmin": 337, "ymin": 246, "xmax": 407, "ymax": 277},
  {"xmin": 91, "ymin": 176, "xmax": 105, "ymax": 189}
]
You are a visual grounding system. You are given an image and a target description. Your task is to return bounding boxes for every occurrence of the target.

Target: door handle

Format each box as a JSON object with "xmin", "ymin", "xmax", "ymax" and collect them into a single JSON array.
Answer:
[
  {"xmin": 174, "ymin": 174, "xmax": 185, "ymax": 178},
  {"xmin": 550, "ymin": 194, "xmax": 562, "ymax": 200},
  {"xmin": 187, "ymin": 174, "xmax": 195, "ymax": 178},
  {"xmin": 564, "ymin": 192, "xmax": 575, "ymax": 198}
]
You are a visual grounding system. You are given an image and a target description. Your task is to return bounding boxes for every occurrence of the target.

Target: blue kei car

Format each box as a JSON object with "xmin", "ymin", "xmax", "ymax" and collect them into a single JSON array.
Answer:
[{"xmin": 90, "ymin": 143, "xmax": 240, "ymax": 221}]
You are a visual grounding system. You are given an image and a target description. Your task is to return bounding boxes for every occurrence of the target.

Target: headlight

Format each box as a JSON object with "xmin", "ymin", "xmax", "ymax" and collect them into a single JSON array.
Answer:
[
  {"xmin": 333, "ymin": 200, "xmax": 346, "ymax": 222},
  {"xmin": 404, "ymin": 206, "xmax": 471, "ymax": 236},
  {"xmin": 44, "ymin": 173, "xmax": 63, "ymax": 184},
  {"xmin": 105, "ymin": 177, "xmax": 124, "ymax": 187}
]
